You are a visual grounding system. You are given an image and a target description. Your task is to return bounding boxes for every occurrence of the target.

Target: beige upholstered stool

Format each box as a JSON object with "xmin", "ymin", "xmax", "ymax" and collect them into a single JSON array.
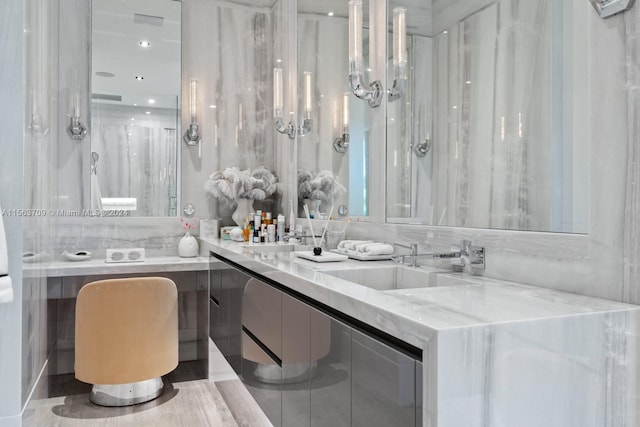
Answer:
[{"xmin": 75, "ymin": 277, "xmax": 178, "ymax": 406}]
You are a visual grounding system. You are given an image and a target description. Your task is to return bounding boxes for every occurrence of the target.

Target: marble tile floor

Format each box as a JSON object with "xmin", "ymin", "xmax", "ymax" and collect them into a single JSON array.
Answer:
[{"xmin": 22, "ymin": 341, "xmax": 272, "ymax": 427}]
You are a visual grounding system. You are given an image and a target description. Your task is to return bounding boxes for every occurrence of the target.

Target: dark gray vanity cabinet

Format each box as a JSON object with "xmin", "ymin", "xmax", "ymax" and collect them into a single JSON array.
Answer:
[
  {"xmin": 210, "ymin": 254, "xmax": 423, "ymax": 427},
  {"xmin": 351, "ymin": 330, "xmax": 417, "ymax": 427},
  {"xmin": 309, "ymin": 306, "xmax": 352, "ymax": 427}
]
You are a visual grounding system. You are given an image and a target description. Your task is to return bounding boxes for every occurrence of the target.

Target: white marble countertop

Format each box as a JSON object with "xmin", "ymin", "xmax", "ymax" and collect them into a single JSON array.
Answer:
[
  {"xmin": 204, "ymin": 238, "xmax": 640, "ymax": 349},
  {"xmin": 23, "ymin": 255, "xmax": 209, "ymax": 278}
]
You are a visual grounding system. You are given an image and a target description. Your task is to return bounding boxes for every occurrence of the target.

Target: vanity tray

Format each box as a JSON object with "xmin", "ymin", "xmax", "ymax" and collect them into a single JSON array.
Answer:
[
  {"xmin": 331, "ymin": 249, "xmax": 393, "ymax": 261},
  {"xmin": 294, "ymin": 251, "xmax": 348, "ymax": 263}
]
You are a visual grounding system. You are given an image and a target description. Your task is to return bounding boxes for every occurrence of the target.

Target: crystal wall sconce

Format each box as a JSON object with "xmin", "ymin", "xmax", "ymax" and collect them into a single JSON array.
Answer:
[
  {"xmin": 348, "ymin": 1, "xmax": 408, "ymax": 108},
  {"xmin": 67, "ymin": 94, "xmax": 88, "ymax": 140},
  {"xmin": 334, "ymin": 93, "xmax": 350, "ymax": 153},
  {"xmin": 388, "ymin": 7, "xmax": 407, "ymax": 102},
  {"xmin": 273, "ymin": 68, "xmax": 313, "ymax": 139},
  {"xmin": 348, "ymin": 0, "xmax": 383, "ymax": 108},
  {"xmin": 183, "ymin": 79, "xmax": 201, "ymax": 146}
]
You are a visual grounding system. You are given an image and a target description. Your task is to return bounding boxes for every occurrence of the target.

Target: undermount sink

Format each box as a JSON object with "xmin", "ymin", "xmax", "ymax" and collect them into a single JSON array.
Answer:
[{"xmin": 321, "ymin": 265, "xmax": 469, "ymax": 291}]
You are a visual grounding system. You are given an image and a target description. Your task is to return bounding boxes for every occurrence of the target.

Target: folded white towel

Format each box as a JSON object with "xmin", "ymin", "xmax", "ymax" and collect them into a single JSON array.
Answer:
[
  {"xmin": 0, "ymin": 276, "xmax": 13, "ymax": 304},
  {"xmin": 354, "ymin": 242, "xmax": 378, "ymax": 253},
  {"xmin": 363, "ymin": 243, "xmax": 394, "ymax": 256},
  {"xmin": 337, "ymin": 240, "xmax": 372, "ymax": 251}
]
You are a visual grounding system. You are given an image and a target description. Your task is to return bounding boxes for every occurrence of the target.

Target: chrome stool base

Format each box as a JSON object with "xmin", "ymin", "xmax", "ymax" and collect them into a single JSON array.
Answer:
[{"xmin": 90, "ymin": 377, "xmax": 164, "ymax": 406}]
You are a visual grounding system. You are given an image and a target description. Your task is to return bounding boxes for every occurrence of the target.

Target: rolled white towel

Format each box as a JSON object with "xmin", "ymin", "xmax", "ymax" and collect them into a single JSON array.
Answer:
[
  {"xmin": 363, "ymin": 243, "xmax": 394, "ymax": 256},
  {"xmin": 354, "ymin": 242, "xmax": 379, "ymax": 253},
  {"xmin": 338, "ymin": 240, "xmax": 372, "ymax": 251},
  {"xmin": 0, "ymin": 276, "xmax": 13, "ymax": 304}
]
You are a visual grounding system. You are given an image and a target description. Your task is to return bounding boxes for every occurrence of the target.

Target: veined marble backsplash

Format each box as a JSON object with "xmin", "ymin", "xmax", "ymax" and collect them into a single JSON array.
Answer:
[{"xmin": 34, "ymin": 217, "xmax": 196, "ymax": 260}]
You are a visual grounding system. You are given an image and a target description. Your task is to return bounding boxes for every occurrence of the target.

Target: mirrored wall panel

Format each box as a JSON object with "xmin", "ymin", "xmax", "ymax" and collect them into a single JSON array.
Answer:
[
  {"xmin": 296, "ymin": 0, "xmax": 370, "ymax": 218},
  {"xmin": 91, "ymin": 0, "xmax": 181, "ymax": 217},
  {"xmin": 386, "ymin": 0, "xmax": 588, "ymax": 233}
]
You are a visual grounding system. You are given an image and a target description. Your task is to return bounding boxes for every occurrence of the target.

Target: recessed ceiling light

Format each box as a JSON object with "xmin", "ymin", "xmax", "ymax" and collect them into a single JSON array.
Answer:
[
  {"xmin": 209, "ymin": 105, "xmax": 216, "ymax": 109},
  {"xmin": 95, "ymin": 71, "xmax": 115, "ymax": 78},
  {"xmin": 148, "ymin": 99, "xmax": 156, "ymax": 104},
  {"xmin": 276, "ymin": 59, "xmax": 282, "ymax": 63},
  {"xmin": 139, "ymin": 40, "xmax": 151, "ymax": 48},
  {"xmin": 135, "ymin": 75, "xmax": 144, "ymax": 80},
  {"xmin": 131, "ymin": 118, "xmax": 135, "ymax": 121},
  {"xmin": 145, "ymin": 111, "xmax": 151, "ymax": 115},
  {"xmin": 133, "ymin": 103, "xmax": 138, "ymax": 106},
  {"xmin": 327, "ymin": 11, "xmax": 334, "ymax": 16}
]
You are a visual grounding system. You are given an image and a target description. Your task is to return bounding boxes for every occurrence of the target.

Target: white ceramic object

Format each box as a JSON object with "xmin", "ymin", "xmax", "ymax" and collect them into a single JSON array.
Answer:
[
  {"xmin": 61, "ymin": 250, "xmax": 92, "ymax": 262},
  {"xmin": 178, "ymin": 232, "xmax": 199, "ymax": 258},
  {"xmin": 22, "ymin": 251, "xmax": 50, "ymax": 263},
  {"xmin": 232, "ymin": 198, "xmax": 254, "ymax": 227}
]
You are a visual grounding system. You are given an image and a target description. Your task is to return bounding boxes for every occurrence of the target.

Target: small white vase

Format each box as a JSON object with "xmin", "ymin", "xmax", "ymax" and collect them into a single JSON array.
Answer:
[
  {"xmin": 232, "ymin": 198, "xmax": 254, "ymax": 227},
  {"xmin": 178, "ymin": 232, "xmax": 199, "ymax": 258}
]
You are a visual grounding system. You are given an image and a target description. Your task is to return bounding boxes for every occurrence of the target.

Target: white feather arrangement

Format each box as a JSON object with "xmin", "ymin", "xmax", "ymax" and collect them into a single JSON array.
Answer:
[
  {"xmin": 204, "ymin": 166, "xmax": 278, "ymax": 206},
  {"xmin": 297, "ymin": 169, "xmax": 346, "ymax": 202}
]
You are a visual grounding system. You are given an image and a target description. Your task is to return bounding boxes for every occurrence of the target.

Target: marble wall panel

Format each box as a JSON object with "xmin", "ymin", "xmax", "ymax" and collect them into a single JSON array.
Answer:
[{"xmin": 0, "ymin": 0, "xmax": 24, "ymax": 423}]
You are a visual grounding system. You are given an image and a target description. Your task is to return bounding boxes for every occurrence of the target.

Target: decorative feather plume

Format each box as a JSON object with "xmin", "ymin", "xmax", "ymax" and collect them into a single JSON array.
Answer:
[
  {"xmin": 204, "ymin": 166, "xmax": 279, "ymax": 204},
  {"xmin": 297, "ymin": 169, "xmax": 346, "ymax": 202}
]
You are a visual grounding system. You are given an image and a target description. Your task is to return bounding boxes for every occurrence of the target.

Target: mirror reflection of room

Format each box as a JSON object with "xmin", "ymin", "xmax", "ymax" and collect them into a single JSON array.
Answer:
[{"xmin": 91, "ymin": 0, "xmax": 181, "ymax": 217}]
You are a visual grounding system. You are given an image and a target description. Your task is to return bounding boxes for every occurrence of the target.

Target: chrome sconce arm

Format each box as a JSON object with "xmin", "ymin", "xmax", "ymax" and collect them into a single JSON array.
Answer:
[
  {"xmin": 349, "ymin": 72, "xmax": 383, "ymax": 108},
  {"xmin": 67, "ymin": 114, "xmax": 88, "ymax": 140},
  {"xmin": 334, "ymin": 132, "xmax": 350, "ymax": 153},
  {"xmin": 274, "ymin": 113, "xmax": 313, "ymax": 140},
  {"xmin": 413, "ymin": 134, "xmax": 432, "ymax": 157},
  {"xmin": 388, "ymin": 77, "xmax": 406, "ymax": 102},
  {"xmin": 66, "ymin": 94, "xmax": 87, "ymax": 141},
  {"xmin": 589, "ymin": 0, "xmax": 635, "ymax": 18},
  {"xmin": 183, "ymin": 122, "xmax": 201, "ymax": 146}
]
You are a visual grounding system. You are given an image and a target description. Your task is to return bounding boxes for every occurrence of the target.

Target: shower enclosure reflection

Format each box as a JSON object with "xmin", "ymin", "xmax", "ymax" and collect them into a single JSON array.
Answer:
[{"xmin": 90, "ymin": 0, "xmax": 181, "ymax": 216}]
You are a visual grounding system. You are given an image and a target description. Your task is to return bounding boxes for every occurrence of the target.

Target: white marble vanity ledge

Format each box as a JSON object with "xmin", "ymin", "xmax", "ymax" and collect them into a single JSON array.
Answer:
[
  {"xmin": 23, "ymin": 256, "xmax": 210, "ymax": 278},
  {"xmin": 204, "ymin": 238, "xmax": 639, "ymax": 347}
]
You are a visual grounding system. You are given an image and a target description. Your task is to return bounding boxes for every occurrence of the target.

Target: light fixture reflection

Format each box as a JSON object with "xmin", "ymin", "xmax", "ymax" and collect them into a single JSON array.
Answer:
[{"xmin": 183, "ymin": 79, "xmax": 201, "ymax": 146}]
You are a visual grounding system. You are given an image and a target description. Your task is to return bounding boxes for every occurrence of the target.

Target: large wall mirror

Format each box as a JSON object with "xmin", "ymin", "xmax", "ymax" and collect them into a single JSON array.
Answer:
[
  {"xmin": 386, "ymin": 0, "xmax": 588, "ymax": 233},
  {"xmin": 91, "ymin": 0, "xmax": 181, "ymax": 217},
  {"xmin": 296, "ymin": 0, "xmax": 371, "ymax": 218}
]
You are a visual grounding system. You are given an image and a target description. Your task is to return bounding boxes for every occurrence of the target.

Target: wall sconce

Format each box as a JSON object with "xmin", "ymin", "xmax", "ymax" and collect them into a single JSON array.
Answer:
[
  {"xmin": 589, "ymin": 0, "xmax": 635, "ymax": 18},
  {"xmin": 334, "ymin": 92, "xmax": 350, "ymax": 153},
  {"xmin": 183, "ymin": 79, "xmax": 201, "ymax": 146},
  {"xmin": 388, "ymin": 7, "xmax": 407, "ymax": 102},
  {"xmin": 348, "ymin": 0, "xmax": 383, "ymax": 108},
  {"xmin": 273, "ymin": 68, "xmax": 313, "ymax": 139},
  {"xmin": 67, "ymin": 93, "xmax": 88, "ymax": 141}
]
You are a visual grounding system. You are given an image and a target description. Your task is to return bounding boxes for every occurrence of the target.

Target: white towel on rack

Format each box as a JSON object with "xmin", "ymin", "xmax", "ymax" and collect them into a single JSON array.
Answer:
[
  {"xmin": 0, "ymin": 203, "xmax": 13, "ymax": 304},
  {"xmin": 0, "ymin": 276, "xmax": 13, "ymax": 304}
]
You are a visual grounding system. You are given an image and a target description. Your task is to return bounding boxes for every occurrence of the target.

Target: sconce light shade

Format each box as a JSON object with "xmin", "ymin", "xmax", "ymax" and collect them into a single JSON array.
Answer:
[
  {"xmin": 273, "ymin": 67, "xmax": 283, "ymax": 118},
  {"xmin": 389, "ymin": 7, "xmax": 407, "ymax": 102},
  {"xmin": 334, "ymin": 92, "xmax": 350, "ymax": 153},
  {"xmin": 184, "ymin": 79, "xmax": 201, "ymax": 146}
]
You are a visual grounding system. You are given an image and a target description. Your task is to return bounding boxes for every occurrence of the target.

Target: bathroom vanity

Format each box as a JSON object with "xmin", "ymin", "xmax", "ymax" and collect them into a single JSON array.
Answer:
[
  {"xmin": 204, "ymin": 238, "xmax": 640, "ymax": 427},
  {"xmin": 31, "ymin": 256, "xmax": 211, "ymax": 376}
]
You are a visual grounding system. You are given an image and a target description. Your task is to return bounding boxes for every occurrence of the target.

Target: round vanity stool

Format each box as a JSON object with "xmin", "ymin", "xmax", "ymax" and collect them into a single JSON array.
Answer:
[{"xmin": 74, "ymin": 277, "xmax": 178, "ymax": 406}]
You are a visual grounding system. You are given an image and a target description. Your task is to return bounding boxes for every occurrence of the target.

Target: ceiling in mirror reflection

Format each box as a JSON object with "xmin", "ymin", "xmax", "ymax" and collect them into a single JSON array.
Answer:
[{"xmin": 92, "ymin": 0, "xmax": 180, "ymax": 109}]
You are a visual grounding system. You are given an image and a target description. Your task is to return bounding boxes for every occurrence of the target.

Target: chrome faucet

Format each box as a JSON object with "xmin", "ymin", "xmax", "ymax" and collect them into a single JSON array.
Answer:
[
  {"xmin": 392, "ymin": 242, "xmax": 419, "ymax": 266},
  {"xmin": 391, "ymin": 240, "xmax": 485, "ymax": 270}
]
